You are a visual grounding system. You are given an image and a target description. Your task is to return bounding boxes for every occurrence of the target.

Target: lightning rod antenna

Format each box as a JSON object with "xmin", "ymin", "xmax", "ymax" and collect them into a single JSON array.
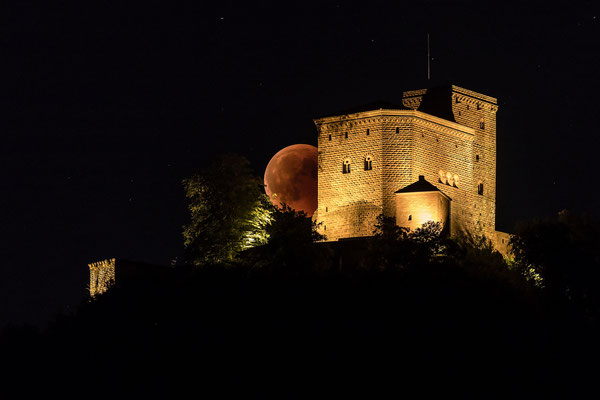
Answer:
[{"xmin": 427, "ymin": 33, "xmax": 430, "ymax": 80}]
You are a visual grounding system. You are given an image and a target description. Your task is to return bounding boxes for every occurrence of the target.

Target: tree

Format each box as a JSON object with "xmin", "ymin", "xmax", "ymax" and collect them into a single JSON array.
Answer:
[
  {"xmin": 509, "ymin": 210, "xmax": 600, "ymax": 318},
  {"xmin": 182, "ymin": 154, "xmax": 273, "ymax": 266},
  {"xmin": 246, "ymin": 204, "xmax": 329, "ymax": 273}
]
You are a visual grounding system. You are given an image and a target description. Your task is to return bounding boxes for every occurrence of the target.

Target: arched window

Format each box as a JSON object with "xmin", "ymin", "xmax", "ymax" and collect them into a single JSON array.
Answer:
[
  {"xmin": 477, "ymin": 181, "xmax": 484, "ymax": 195},
  {"xmin": 343, "ymin": 159, "xmax": 351, "ymax": 174},
  {"xmin": 364, "ymin": 155, "xmax": 373, "ymax": 171},
  {"xmin": 438, "ymin": 170, "xmax": 446, "ymax": 184},
  {"xmin": 446, "ymin": 172, "xmax": 453, "ymax": 186}
]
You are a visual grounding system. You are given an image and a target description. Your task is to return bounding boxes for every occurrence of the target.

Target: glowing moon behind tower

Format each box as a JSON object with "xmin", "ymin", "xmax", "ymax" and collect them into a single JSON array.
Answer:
[{"xmin": 264, "ymin": 144, "xmax": 318, "ymax": 217}]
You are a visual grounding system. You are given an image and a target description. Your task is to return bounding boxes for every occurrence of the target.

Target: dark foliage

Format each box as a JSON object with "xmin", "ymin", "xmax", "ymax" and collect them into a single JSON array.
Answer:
[
  {"xmin": 3, "ymin": 256, "xmax": 597, "ymax": 398},
  {"xmin": 242, "ymin": 204, "xmax": 332, "ymax": 274},
  {"xmin": 510, "ymin": 210, "xmax": 600, "ymax": 319}
]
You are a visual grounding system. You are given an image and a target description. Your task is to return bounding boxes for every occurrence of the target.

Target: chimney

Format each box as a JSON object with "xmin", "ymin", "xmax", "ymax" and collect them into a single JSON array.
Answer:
[{"xmin": 418, "ymin": 175, "xmax": 425, "ymax": 181}]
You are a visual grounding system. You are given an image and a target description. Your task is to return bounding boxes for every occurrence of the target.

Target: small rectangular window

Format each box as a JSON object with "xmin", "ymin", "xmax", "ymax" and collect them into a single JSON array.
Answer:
[
  {"xmin": 345, "ymin": 132, "xmax": 348, "ymax": 139},
  {"xmin": 478, "ymin": 182, "xmax": 484, "ymax": 195},
  {"xmin": 366, "ymin": 129, "xmax": 370, "ymax": 135},
  {"xmin": 395, "ymin": 127, "xmax": 399, "ymax": 134},
  {"xmin": 328, "ymin": 134, "xmax": 332, "ymax": 141}
]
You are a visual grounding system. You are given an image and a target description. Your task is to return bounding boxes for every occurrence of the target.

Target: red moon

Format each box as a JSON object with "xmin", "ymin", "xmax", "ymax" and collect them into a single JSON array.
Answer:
[{"xmin": 264, "ymin": 144, "xmax": 318, "ymax": 217}]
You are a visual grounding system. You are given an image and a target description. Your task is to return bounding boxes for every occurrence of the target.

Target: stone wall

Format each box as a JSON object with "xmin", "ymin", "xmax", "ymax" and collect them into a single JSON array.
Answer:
[
  {"xmin": 314, "ymin": 85, "xmax": 505, "ymax": 251},
  {"xmin": 395, "ymin": 191, "xmax": 450, "ymax": 232}
]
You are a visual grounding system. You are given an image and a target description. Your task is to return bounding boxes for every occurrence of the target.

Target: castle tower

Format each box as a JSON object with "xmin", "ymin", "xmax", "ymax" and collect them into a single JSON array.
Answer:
[
  {"xmin": 402, "ymin": 86, "xmax": 499, "ymax": 240},
  {"xmin": 314, "ymin": 85, "xmax": 507, "ymax": 251}
]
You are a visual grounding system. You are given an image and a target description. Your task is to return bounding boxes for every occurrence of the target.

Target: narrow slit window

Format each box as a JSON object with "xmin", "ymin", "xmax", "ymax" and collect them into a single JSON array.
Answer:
[
  {"xmin": 366, "ymin": 128, "xmax": 370, "ymax": 135},
  {"xmin": 328, "ymin": 134, "xmax": 332, "ymax": 141},
  {"xmin": 477, "ymin": 182, "xmax": 484, "ymax": 195},
  {"xmin": 395, "ymin": 127, "xmax": 399, "ymax": 134},
  {"xmin": 475, "ymin": 154, "xmax": 480, "ymax": 161},
  {"xmin": 345, "ymin": 132, "xmax": 348, "ymax": 139},
  {"xmin": 479, "ymin": 119, "xmax": 485, "ymax": 129}
]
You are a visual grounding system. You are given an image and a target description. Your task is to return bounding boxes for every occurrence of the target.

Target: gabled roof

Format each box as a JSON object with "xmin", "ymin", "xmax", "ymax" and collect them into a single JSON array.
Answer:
[
  {"xmin": 315, "ymin": 100, "xmax": 408, "ymax": 119},
  {"xmin": 395, "ymin": 176, "xmax": 451, "ymax": 200}
]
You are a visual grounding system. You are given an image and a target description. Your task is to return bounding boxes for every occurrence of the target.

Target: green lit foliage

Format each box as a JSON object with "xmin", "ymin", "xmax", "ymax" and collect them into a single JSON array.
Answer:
[
  {"xmin": 509, "ymin": 210, "xmax": 600, "ymax": 318},
  {"xmin": 182, "ymin": 154, "xmax": 273, "ymax": 266}
]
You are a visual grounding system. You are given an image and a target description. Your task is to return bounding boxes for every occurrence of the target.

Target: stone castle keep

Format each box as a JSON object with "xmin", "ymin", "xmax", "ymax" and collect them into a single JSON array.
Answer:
[{"xmin": 313, "ymin": 85, "xmax": 509, "ymax": 252}]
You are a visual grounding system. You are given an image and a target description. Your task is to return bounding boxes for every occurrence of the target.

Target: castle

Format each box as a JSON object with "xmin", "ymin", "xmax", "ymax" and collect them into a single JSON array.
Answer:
[{"xmin": 313, "ymin": 85, "xmax": 510, "ymax": 253}]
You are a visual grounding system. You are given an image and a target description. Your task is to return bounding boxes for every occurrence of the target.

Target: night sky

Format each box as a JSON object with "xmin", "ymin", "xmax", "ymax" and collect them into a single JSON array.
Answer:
[{"xmin": 2, "ymin": 1, "xmax": 600, "ymax": 327}]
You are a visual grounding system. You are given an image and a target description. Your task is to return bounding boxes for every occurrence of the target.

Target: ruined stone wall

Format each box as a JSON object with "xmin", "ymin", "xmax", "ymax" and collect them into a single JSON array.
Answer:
[{"xmin": 88, "ymin": 258, "xmax": 116, "ymax": 297}]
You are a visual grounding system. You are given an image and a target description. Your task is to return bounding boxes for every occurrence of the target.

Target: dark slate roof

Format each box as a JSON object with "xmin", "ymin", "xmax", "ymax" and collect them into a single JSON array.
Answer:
[
  {"xmin": 395, "ymin": 176, "xmax": 450, "ymax": 200},
  {"xmin": 315, "ymin": 101, "xmax": 408, "ymax": 119}
]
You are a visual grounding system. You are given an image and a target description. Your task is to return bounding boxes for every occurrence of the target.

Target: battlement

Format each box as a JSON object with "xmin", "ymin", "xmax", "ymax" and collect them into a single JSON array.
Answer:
[
  {"xmin": 403, "ymin": 85, "xmax": 497, "ymax": 104},
  {"xmin": 315, "ymin": 84, "xmax": 506, "ymax": 253}
]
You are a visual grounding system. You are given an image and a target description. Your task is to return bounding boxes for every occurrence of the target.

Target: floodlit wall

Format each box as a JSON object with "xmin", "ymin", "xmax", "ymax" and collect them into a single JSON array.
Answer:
[
  {"xmin": 88, "ymin": 258, "xmax": 116, "ymax": 297},
  {"xmin": 315, "ymin": 85, "xmax": 506, "ymax": 251},
  {"xmin": 395, "ymin": 191, "xmax": 450, "ymax": 232}
]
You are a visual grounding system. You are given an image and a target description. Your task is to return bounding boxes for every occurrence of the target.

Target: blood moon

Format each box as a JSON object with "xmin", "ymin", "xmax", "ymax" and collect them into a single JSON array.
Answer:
[{"xmin": 264, "ymin": 144, "xmax": 318, "ymax": 217}]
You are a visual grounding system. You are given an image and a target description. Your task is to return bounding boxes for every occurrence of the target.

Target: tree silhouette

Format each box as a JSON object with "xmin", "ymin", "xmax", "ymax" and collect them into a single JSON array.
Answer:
[
  {"xmin": 510, "ymin": 210, "xmax": 600, "ymax": 318},
  {"xmin": 246, "ymin": 204, "xmax": 329, "ymax": 273}
]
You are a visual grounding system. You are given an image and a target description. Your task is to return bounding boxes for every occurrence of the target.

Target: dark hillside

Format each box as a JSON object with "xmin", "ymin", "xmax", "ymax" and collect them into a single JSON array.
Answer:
[{"xmin": 4, "ymin": 254, "xmax": 597, "ymax": 398}]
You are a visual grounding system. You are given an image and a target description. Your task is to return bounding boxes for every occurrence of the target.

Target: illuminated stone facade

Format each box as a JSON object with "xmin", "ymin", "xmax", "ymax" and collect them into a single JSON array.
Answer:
[
  {"xmin": 314, "ymin": 85, "xmax": 510, "ymax": 252},
  {"xmin": 88, "ymin": 258, "xmax": 116, "ymax": 297}
]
